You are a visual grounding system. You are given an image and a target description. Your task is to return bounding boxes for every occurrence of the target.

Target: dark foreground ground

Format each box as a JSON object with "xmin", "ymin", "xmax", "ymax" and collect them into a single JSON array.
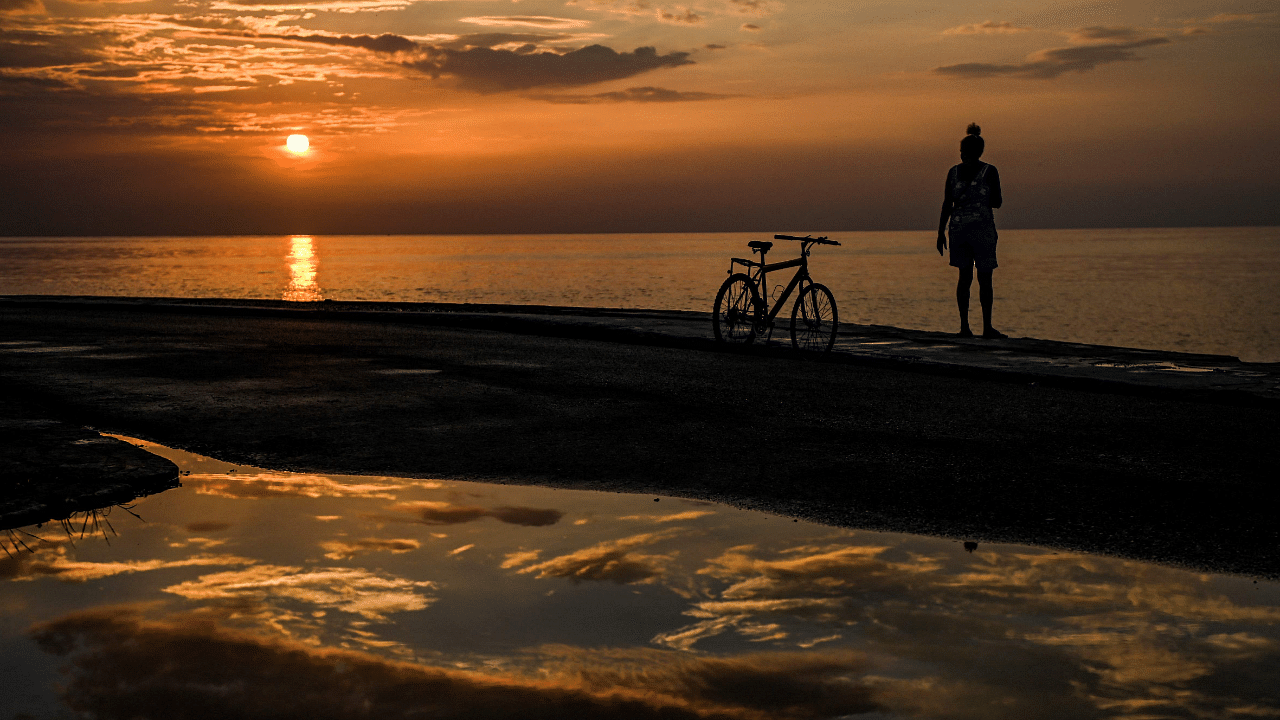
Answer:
[{"xmin": 1, "ymin": 299, "xmax": 1276, "ymax": 577}]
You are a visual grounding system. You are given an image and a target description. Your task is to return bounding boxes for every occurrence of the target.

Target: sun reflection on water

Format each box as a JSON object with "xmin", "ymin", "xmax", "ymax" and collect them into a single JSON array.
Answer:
[{"xmin": 283, "ymin": 235, "xmax": 322, "ymax": 302}]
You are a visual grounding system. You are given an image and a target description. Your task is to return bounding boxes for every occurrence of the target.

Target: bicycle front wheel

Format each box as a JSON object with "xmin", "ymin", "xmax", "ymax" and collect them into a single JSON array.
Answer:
[
  {"xmin": 790, "ymin": 283, "xmax": 838, "ymax": 352},
  {"xmin": 713, "ymin": 273, "xmax": 762, "ymax": 344}
]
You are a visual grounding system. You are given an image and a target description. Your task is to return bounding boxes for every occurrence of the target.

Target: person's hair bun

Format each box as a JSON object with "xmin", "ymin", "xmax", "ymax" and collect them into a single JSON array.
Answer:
[{"xmin": 966, "ymin": 123, "xmax": 981, "ymax": 136}]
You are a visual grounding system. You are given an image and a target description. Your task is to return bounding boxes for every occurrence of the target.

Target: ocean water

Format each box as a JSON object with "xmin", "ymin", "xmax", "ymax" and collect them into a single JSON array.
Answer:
[{"xmin": 2, "ymin": 228, "xmax": 1278, "ymax": 362}]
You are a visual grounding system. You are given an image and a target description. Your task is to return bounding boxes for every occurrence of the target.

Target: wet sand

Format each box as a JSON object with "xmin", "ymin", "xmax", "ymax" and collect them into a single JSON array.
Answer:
[{"xmin": 1, "ymin": 298, "xmax": 1276, "ymax": 577}]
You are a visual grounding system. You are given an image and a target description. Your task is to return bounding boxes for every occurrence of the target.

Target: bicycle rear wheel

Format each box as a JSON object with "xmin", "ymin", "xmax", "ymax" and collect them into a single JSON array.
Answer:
[
  {"xmin": 713, "ymin": 273, "xmax": 762, "ymax": 344},
  {"xmin": 790, "ymin": 283, "xmax": 838, "ymax": 352}
]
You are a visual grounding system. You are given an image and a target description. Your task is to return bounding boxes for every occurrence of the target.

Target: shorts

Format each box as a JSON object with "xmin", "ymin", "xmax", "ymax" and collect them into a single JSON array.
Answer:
[{"xmin": 948, "ymin": 227, "xmax": 998, "ymax": 271}]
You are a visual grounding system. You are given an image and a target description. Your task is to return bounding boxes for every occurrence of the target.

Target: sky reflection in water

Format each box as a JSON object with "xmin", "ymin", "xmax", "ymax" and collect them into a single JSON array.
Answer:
[{"xmin": 3, "ymin": 439, "xmax": 1278, "ymax": 719}]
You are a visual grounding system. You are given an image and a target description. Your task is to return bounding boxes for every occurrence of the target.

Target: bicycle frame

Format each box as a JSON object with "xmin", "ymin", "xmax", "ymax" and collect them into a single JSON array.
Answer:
[{"xmin": 728, "ymin": 244, "xmax": 814, "ymax": 327}]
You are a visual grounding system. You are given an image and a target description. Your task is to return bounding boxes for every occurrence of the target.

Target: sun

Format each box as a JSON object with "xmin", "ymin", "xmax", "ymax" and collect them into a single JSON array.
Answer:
[{"xmin": 286, "ymin": 134, "xmax": 310, "ymax": 154}]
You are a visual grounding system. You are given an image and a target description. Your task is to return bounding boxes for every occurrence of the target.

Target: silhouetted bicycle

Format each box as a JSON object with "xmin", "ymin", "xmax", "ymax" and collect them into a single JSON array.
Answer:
[{"xmin": 713, "ymin": 234, "xmax": 841, "ymax": 352}]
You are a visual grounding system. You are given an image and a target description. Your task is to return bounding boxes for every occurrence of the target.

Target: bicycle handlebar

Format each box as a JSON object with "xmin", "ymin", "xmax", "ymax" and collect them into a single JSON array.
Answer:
[{"xmin": 774, "ymin": 234, "xmax": 840, "ymax": 246}]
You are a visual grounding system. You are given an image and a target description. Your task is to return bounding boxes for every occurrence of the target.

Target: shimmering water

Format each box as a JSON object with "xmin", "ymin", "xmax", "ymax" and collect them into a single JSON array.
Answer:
[
  {"xmin": 1, "ymin": 228, "xmax": 1278, "ymax": 361},
  {"xmin": 2, "ymin": 439, "xmax": 1278, "ymax": 719}
]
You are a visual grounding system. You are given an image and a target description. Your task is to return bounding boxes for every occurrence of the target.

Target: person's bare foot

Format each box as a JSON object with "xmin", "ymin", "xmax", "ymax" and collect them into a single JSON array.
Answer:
[
  {"xmin": 982, "ymin": 328, "xmax": 1008, "ymax": 339},
  {"xmin": 957, "ymin": 327, "xmax": 974, "ymax": 338}
]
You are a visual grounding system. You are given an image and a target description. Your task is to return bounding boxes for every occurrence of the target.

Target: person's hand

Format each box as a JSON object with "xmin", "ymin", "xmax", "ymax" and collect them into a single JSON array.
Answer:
[{"xmin": 936, "ymin": 233, "xmax": 946, "ymax": 256}]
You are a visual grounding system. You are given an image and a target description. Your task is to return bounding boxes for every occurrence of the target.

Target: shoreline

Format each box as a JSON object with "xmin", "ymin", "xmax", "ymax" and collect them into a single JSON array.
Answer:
[{"xmin": 1, "ymin": 297, "xmax": 1276, "ymax": 578}]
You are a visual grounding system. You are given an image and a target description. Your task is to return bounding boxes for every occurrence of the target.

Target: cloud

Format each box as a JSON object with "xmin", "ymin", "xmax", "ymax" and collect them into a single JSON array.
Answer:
[
  {"xmin": 0, "ymin": 27, "xmax": 108, "ymax": 68},
  {"xmin": 532, "ymin": 86, "xmax": 736, "ymax": 104},
  {"xmin": 933, "ymin": 37, "xmax": 1171, "ymax": 79},
  {"xmin": 185, "ymin": 472, "xmax": 426, "ymax": 500},
  {"xmin": 658, "ymin": 7, "xmax": 701, "ymax": 23},
  {"xmin": 0, "ymin": 0, "xmax": 43, "ymax": 13},
  {"xmin": 378, "ymin": 500, "xmax": 563, "ymax": 526},
  {"xmin": 162, "ymin": 564, "xmax": 436, "ymax": 619},
  {"xmin": 0, "ymin": 539, "xmax": 253, "ymax": 582},
  {"xmin": 942, "ymin": 20, "xmax": 1029, "ymax": 35},
  {"xmin": 1067, "ymin": 25, "xmax": 1145, "ymax": 42},
  {"xmin": 619, "ymin": 510, "xmax": 718, "ymax": 521},
  {"xmin": 510, "ymin": 530, "xmax": 679, "ymax": 584},
  {"xmin": 723, "ymin": 0, "xmax": 777, "ymax": 15},
  {"xmin": 403, "ymin": 44, "xmax": 694, "ymax": 92},
  {"xmin": 441, "ymin": 32, "xmax": 587, "ymax": 50},
  {"xmin": 211, "ymin": 0, "xmax": 410, "ymax": 11},
  {"xmin": 266, "ymin": 31, "xmax": 419, "ymax": 54},
  {"xmin": 458, "ymin": 16, "xmax": 593, "ymax": 29},
  {"xmin": 259, "ymin": 33, "xmax": 693, "ymax": 91},
  {"xmin": 579, "ymin": 0, "xmax": 778, "ymax": 24},
  {"xmin": 740, "ymin": 23, "xmax": 760, "ymax": 31},
  {"xmin": 320, "ymin": 537, "xmax": 421, "ymax": 559},
  {"xmin": 29, "ymin": 608, "xmax": 882, "ymax": 719},
  {"xmin": 500, "ymin": 549, "xmax": 541, "ymax": 568}
]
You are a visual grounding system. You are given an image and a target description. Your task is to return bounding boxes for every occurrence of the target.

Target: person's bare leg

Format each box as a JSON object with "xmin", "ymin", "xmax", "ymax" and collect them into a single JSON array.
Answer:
[
  {"xmin": 956, "ymin": 267, "xmax": 974, "ymax": 337},
  {"xmin": 978, "ymin": 269, "xmax": 1005, "ymax": 338}
]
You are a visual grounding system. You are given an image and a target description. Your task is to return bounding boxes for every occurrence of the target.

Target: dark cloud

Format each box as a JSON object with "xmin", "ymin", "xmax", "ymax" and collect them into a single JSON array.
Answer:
[
  {"xmin": 405, "ymin": 44, "xmax": 694, "ymax": 92},
  {"xmin": 1071, "ymin": 25, "xmax": 1145, "ymax": 41},
  {"xmin": 705, "ymin": 43, "xmax": 726, "ymax": 49},
  {"xmin": 933, "ymin": 37, "xmax": 1171, "ymax": 79},
  {"xmin": 0, "ymin": 28, "xmax": 109, "ymax": 68},
  {"xmin": 658, "ymin": 8, "xmax": 700, "ymax": 23},
  {"xmin": 726, "ymin": 0, "xmax": 768, "ymax": 13},
  {"xmin": 263, "ymin": 33, "xmax": 693, "ymax": 91},
  {"xmin": 378, "ymin": 501, "xmax": 563, "ymax": 527},
  {"xmin": 0, "ymin": 0, "xmax": 41, "ymax": 12},
  {"xmin": 29, "ymin": 607, "xmax": 881, "ymax": 719},
  {"xmin": 490, "ymin": 506, "xmax": 563, "ymax": 526},
  {"xmin": 532, "ymin": 86, "xmax": 736, "ymax": 104},
  {"xmin": 740, "ymin": 23, "xmax": 760, "ymax": 31},
  {"xmin": 265, "ymin": 32, "xmax": 418, "ymax": 54}
]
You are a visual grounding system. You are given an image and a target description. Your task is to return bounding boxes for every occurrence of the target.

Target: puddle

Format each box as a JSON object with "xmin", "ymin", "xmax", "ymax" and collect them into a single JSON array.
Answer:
[
  {"xmin": 852, "ymin": 340, "xmax": 908, "ymax": 346},
  {"xmin": 3, "ymin": 439, "xmax": 1278, "ymax": 719},
  {"xmin": 1095, "ymin": 361, "xmax": 1218, "ymax": 373},
  {"xmin": 0, "ymin": 345, "xmax": 96, "ymax": 354}
]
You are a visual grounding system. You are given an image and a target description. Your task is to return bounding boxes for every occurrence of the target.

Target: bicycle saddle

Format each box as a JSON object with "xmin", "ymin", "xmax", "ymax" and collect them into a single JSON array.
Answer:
[{"xmin": 748, "ymin": 241, "xmax": 773, "ymax": 253}]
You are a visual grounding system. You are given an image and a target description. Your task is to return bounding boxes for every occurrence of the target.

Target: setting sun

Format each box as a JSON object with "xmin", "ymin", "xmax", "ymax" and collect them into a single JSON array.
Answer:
[{"xmin": 285, "ymin": 135, "xmax": 309, "ymax": 154}]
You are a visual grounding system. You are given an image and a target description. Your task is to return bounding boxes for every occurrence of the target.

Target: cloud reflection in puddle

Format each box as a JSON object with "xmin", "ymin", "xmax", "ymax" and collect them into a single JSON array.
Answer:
[{"xmin": 4, "ymin": 439, "xmax": 1278, "ymax": 719}]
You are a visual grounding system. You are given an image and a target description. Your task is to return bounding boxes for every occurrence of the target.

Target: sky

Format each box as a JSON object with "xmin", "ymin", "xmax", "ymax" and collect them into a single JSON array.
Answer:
[{"xmin": 1, "ymin": 0, "xmax": 1277, "ymax": 235}]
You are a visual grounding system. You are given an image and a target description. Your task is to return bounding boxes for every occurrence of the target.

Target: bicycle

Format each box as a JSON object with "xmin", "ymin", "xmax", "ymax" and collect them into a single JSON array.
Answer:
[{"xmin": 712, "ymin": 234, "xmax": 841, "ymax": 352}]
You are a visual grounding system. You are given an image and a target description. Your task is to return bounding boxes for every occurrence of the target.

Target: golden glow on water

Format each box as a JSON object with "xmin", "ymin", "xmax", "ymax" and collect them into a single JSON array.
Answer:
[
  {"xmin": 283, "ymin": 235, "xmax": 322, "ymax": 302},
  {"xmin": 3, "ymin": 229, "xmax": 1278, "ymax": 360}
]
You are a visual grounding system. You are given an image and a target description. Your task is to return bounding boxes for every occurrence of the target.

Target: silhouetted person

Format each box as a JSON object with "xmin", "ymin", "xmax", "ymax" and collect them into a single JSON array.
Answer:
[{"xmin": 937, "ymin": 123, "xmax": 1005, "ymax": 339}]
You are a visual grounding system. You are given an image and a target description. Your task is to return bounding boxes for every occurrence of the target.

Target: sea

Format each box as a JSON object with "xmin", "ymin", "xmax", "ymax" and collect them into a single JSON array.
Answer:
[{"xmin": 2, "ymin": 227, "xmax": 1278, "ymax": 362}]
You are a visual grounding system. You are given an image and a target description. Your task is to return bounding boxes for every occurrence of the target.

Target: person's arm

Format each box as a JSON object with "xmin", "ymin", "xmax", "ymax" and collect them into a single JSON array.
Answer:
[
  {"xmin": 987, "ymin": 166, "xmax": 1002, "ymax": 209},
  {"xmin": 937, "ymin": 171, "xmax": 953, "ymax": 255}
]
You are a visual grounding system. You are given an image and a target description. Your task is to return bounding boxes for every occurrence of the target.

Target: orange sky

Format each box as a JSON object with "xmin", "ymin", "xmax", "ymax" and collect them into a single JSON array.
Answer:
[{"xmin": 1, "ymin": 0, "xmax": 1277, "ymax": 234}]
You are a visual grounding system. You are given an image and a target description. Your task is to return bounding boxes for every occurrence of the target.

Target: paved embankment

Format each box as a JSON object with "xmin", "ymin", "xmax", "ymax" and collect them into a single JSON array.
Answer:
[{"xmin": 1, "ymin": 296, "xmax": 1276, "ymax": 577}]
